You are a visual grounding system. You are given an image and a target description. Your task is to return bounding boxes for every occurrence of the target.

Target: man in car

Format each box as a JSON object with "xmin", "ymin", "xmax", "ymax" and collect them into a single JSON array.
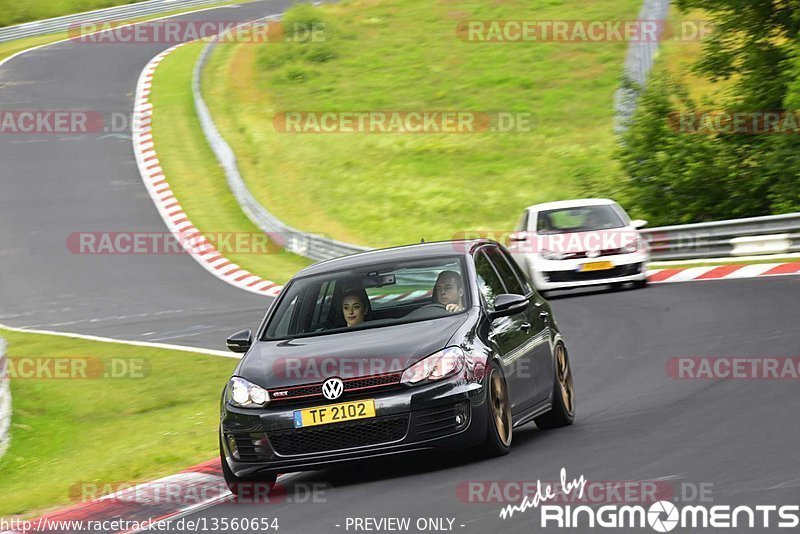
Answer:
[{"xmin": 434, "ymin": 270, "xmax": 464, "ymax": 313}]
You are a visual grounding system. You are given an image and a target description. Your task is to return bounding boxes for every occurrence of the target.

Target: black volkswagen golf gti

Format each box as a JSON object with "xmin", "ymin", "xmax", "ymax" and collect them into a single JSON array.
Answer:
[{"xmin": 220, "ymin": 240, "xmax": 575, "ymax": 493}]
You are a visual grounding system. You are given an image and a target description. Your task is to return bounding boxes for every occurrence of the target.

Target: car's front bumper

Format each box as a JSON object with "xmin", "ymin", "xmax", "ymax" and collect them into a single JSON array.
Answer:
[
  {"xmin": 527, "ymin": 252, "xmax": 649, "ymax": 291},
  {"xmin": 220, "ymin": 378, "xmax": 487, "ymax": 478}
]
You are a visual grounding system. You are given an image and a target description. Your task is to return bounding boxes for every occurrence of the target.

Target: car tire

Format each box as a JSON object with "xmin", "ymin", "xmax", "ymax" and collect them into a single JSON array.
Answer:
[
  {"xmin": 535, "ymin": 342, "xmax": 575, "ymax": 430},
  {"xmin": 220, "ymin": 434, "xmax": 277, "ymax": 496},
  {"xmin": 633, "ymin": 278, "xmax": 648, "ymax": 289},
  {"xmin": 481, "ymin": 362, "xmax": 513, "ymax": 457}
]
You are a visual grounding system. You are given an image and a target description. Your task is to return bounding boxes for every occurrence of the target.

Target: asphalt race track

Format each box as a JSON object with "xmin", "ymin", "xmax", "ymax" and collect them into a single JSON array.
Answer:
[
  {"xmin": 0, "ymin": 0, "xmax": 294, "ymax": 349},
  {"xmin": 182, "ymin": 277, "xmax": 800, "ymax": 533},
  {"xmin": 1, "ymin": 1, "xmax": 800, "ymax": 532}
]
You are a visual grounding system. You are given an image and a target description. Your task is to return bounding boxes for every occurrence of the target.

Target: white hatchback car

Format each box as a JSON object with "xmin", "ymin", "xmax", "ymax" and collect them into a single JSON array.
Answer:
[{"xmin": 508, "ymin": 199, "xmax": 650, "ymax": 292}]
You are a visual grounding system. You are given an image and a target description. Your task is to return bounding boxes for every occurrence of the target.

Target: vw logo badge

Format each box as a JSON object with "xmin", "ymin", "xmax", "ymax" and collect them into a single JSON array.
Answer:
[{"xmin": 321, "ymin": 377, "xmax": 344, "ymax": 400}]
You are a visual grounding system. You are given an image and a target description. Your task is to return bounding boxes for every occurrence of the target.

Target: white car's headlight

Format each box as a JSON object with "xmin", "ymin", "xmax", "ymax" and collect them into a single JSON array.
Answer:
[
  {"xmin": 401, "ymin": 347, "xmax": 465, "ymax": 385},
  {"xmin": 622, "ymin": 238, "xmax": 641, "ymax": 254},
  {"xmin": 227, "ymin": 376, "xmax": 270, "ymax": 408},
  {"xmin": 540, "ymin": 249, "xmax": 565, "ymax": 260}
]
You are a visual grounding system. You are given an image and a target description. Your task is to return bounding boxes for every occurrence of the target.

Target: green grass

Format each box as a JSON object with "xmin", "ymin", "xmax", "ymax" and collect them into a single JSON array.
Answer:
[
  {"xmin": 148, "ymin": 42, "xmax": 310, "ymax": 283},
  {"xmin": 0, "ymin": 1, "xmax": 238, "ymax": 64},
  {"xmin": 202, "ymin": 0, "xmax": 643, "ymax": 251},
  {"xmin": 0, "ymin": 0, "xmax": 162, "ymax": 27},
  {"xmin": 0, "ymin": 328, "xmax": 238, "ymax": 518}
]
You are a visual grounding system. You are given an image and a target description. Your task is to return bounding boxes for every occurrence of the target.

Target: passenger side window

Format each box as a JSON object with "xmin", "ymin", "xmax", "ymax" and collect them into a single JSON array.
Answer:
[
  {"xmin": 474, "ymin": 250, "xmax": 506, "ymax": 310},
  {"xmin": 484, "ymin": 247, "xmax": 525, "ymax": 295}
]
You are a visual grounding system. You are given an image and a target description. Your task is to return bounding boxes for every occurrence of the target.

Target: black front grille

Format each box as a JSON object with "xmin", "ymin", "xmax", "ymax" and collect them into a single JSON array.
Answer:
[
  {"xmin": 231, "ymin": 433, "xmax": 271, "ymax": 461},
  {"xmin": 268, "ymin": 415, "xmax": 409, "ymax": 456},
  {"xmin": 414, "ymin": 405, "xmax": 458, "ymax": 438},
  {"xmin": 545, "ymin": 263, "xmax": 642, "ymax": 283},
  {"xmin": 269, "ymin": 372, "xmax": 402, "ymax": 403},
  {"xmin": 562, "ymin": 248, "xmax": 625, "ymax": 259}
]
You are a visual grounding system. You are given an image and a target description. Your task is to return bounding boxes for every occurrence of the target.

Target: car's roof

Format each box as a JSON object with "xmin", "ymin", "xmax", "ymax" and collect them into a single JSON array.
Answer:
[
  {"xmin": 294, "ymin": 240, "xmax": 493, "ymax": 278},
  {"xmin": 525, "ymin": 198, "xmax": 615, "ymax": 212}
]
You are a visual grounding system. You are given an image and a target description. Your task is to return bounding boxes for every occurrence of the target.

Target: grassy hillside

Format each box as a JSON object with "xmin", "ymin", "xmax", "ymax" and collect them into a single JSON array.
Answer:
[{"xmin": 203, "ymin": 0, "xmax": 644, "ymax": 248}]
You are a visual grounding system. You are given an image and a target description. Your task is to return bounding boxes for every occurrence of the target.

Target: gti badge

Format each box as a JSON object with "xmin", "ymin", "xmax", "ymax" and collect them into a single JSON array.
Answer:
[{"xmin": 321, "ymin": 377, "xmax": 344, "ymax": 400}]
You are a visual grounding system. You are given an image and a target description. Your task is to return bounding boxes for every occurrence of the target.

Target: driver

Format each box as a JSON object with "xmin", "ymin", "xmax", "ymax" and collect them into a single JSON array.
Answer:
[{"xmin": 433, "ymin": 270, "xmax": 464, "ymax": 313}]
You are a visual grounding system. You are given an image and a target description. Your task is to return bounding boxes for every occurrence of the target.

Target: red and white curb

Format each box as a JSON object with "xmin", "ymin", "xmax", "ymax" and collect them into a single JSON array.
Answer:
[
  {"xmin": 132, "ymin": 44, "xmax": 283, "ymax": 298},
  {"xmin": 647, "ymin": 261, "xmax": 800, "ymax": 284},
  {"xmin": 2, "ymin": 459, "xmax": 298, "ymax": 534},
  {"xmin": 3, "ymin": 460, "xmax": 227, "ymax": 533}
]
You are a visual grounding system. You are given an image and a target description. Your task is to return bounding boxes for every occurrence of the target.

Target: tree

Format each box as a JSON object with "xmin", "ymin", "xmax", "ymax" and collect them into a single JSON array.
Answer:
[{"xmin": 613, "ymin": 0, "xmax": 800, "ymax": 223}]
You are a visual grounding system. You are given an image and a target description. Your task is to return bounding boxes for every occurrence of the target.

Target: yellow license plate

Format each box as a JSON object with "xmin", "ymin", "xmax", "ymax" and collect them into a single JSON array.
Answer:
[
  {"xmin": 580, "ymin": 261, "xmax": 614, "ymax": 272},
  {"xmin": 293, "ymin": 399, "xmax": 376, "ymax": 428}
]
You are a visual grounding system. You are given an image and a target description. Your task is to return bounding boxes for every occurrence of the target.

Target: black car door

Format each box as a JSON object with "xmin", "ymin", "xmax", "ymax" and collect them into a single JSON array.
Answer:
[
  {"xmin": 492, "ymin": 247, "xmax": 555, "ymax": 405},
  {"xmin": 474, "ymin": 247, "xmax": 538, "ymax": 415}
]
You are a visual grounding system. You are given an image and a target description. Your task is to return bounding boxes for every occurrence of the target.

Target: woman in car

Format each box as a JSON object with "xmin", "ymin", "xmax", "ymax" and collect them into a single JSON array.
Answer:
[{"xmin": 341, "ymin": 288, "xmax": 371, "ymax": 327}]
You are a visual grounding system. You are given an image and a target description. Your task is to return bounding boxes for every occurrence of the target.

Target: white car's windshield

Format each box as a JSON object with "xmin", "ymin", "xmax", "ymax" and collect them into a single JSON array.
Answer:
[
  {"xmin": 263, "ymin": 256, "xmax": 469, "ymax": 340},
  {"xmin": 537, "ymin": 205, "xmax": 626, "ymax": 234}
]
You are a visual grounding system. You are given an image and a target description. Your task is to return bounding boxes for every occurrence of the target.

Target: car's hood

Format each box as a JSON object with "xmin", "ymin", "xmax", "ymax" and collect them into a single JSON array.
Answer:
[{"xmin": 238, "ymin": 314, "xmax": 470, "ymax": 388}]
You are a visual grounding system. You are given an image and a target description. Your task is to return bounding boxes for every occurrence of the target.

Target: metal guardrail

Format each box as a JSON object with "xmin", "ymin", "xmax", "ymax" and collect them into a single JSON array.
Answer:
[
  {"xmin": 0, "ymin": 337, "xmax": 11, "ymax": 460},
  {"xmin": 613, "ymin": 0, "xmax": 671, "ymax": 133},
  {"xmin": 641, "ymin": 213, "xmax": 800, "ymax": 260},
  {"xmin": 193, "ymin": 39, "xmax": 370, "ymax": 262},
  {"xmin": 0, "ymin": 0, "xmax": 225, "ymax": 43}
]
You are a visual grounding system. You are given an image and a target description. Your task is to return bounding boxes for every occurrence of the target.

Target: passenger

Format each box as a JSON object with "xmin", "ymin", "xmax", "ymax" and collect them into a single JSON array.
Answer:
[
  {"xmin": 341, "ymin": 288, "xmax": 370, "ymax": 327},
  {"xmin": 434, "ymin": 270, "xmax": 464, "ymax": 313}
]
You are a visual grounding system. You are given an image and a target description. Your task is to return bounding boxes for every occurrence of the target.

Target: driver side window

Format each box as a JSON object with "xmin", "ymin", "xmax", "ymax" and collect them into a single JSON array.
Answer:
[{"xmin": 474, "ymin": 250, "xmax": 506, "ymax": 311}]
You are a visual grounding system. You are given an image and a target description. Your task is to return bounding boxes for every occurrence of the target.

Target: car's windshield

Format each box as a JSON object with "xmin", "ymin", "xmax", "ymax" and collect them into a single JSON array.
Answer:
[
  {"xmin": 263, "ymin": 256, "xmax": 469, "ymax": 340},
  {"xmin": 536, "ymin": 205, "xmax": 625, "ymax": 234}
]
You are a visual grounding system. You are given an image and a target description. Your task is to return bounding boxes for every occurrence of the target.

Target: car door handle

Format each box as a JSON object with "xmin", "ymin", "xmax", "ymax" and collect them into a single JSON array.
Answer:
[
  {"xmin": 521, "ymin": 322, "xmax": 532, "ymax": 333},
  {"xmin": 539, "ymin": 311, "xmax": 549, "ymax": 320}
]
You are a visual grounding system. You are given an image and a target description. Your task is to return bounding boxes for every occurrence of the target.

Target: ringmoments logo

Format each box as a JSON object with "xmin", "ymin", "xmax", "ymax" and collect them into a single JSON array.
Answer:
[{"xmin": 499, "ymin": 468, "xmax": 800, "ymax": 531}]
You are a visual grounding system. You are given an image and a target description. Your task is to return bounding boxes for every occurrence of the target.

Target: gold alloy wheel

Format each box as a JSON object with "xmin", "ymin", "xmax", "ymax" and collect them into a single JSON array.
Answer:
[
  {"xmin": 555, "ymin": 343, "xmax": 574, "ymax": 416},
  {"xmin": 489, "ymin": 368, "xmax": 513, "ymax": 446}
]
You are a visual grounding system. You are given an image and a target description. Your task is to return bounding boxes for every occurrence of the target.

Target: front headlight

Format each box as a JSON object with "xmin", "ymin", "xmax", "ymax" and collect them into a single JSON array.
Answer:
[
  {"xmin": 227, "ymin": 376, "xmax": 270, "ymax": 408},
  {"xmin": 401, "ymin": 347, "xmax": 465, "ymax": 385},
  {"xmin": 622, "ymin": 238, "xmax": 641, "ymax": 254},
  {"xmin": 540, "ymin": 249, "xmax": 565, "ymax": 260}
]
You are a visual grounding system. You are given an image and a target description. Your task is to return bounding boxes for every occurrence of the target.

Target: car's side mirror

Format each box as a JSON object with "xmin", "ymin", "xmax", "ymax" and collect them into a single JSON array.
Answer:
[
  {"xmin": 489, "ymin": 294, "xmax": 529, "ymax": 320},
  {"xmin": 226, "ymin": 329, "xmax": 252, "ymax": 353},
  {"xmin": 631, "ymin": 219, "xmax": 648, "ymax": 229}
]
